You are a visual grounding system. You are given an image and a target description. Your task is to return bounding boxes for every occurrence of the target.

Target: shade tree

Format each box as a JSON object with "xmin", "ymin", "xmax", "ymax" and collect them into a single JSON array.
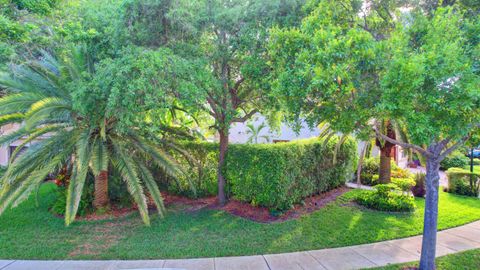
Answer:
[{"xmin": 269, "ymin": 1, "xmax": 480, "ymax": 269}]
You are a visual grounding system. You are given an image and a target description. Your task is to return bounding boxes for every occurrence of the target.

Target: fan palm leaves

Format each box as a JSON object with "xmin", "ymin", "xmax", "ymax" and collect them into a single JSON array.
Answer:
[
  {"xmin": 0, "ymin": 49, "xmax": 183, "ymax": 226},
  {"xmin": 246, "ymin": 122, "xmax": 270, "ymax": 144}
]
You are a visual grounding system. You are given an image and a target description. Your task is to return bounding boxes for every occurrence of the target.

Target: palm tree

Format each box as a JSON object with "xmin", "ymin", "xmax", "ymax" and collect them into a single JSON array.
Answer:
[
  {"xmin": 0, "ymin": 48, "xmax": 182, "ymax": 226},
  {"xmin": 246, "ymin": 122, "xmax": 270, "ymax": 144}
]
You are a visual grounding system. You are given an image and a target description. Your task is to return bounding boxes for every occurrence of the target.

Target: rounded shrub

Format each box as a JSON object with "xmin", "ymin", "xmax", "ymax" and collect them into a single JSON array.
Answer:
[{"xmin": 440, "ymin": 151, "xmax": 469, "ymax": 170}]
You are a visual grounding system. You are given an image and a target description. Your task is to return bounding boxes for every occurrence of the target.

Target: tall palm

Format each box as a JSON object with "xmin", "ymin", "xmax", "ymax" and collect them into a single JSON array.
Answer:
[{"xmin": 0, "ymin": 49, "xmax": 181, "ymax": 226}]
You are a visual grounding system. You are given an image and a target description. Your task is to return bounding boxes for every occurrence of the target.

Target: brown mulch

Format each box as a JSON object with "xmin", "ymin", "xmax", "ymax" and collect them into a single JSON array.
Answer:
[
  {"xmin": 65, "ymin": 186, "xmax": 349, "ymax": 223},
  {"xmin": 162, "ymin": 186, "xmax": 349, "ymax": 223}
]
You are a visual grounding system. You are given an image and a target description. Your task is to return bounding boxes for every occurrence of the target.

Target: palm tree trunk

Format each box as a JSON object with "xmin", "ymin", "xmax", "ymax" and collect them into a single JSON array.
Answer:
[
  {"xmin": 378, "ymin": 146, "xmax": 392, "ymax": 184},
  {"xmin": 217, "ymin": 129, "xmax": 228, "ymax": 206},
  {"xmin": 93, "ymin": 170, "xmax": 109, "ymax": 209},
  {"xmin": 377, "ymin": 120, "xmax": 396, "ymax": 184}
]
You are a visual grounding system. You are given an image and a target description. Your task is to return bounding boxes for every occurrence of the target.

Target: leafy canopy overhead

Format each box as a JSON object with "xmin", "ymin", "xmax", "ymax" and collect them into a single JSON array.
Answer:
[{"xmin": 269, "ymin": 1, "xmax": 480, "ymax": 146}]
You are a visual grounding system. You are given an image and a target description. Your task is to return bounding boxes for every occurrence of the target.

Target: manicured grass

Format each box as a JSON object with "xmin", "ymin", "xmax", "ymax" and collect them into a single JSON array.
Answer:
[
  {"xmin": 367, "ymin": 248, "xmax": 480, "ymax": 270},
  {"xmin": 0, "ymin": 183, "xmax": 479, "ymax": 259}
]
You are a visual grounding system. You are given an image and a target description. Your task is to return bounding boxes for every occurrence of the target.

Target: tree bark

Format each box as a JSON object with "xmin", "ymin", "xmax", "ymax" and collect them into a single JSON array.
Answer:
[
  {"xmin": 377, "ymin": 121, "xmax": 396, "ymax": 184},
  {"xmin": 93, "ymin": 170, "xmax": 109, "ymax": 209},
  {"xmin": 357, "ymin": 142, "xmax": 368, "ymax": 185},
  {"xmin": 378, "ymin": 148, "xmax": 392, "ymax": 183},
  {"xmin": 217, "ymin": 129, "xmax": 229, "ymax": 206},
  {"xmin": 419, "ymin": 156, "xmax": 441, "ymax": 270}
]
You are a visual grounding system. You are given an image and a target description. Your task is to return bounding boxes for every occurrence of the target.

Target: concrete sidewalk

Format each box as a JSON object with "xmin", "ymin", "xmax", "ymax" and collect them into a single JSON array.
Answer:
[{"xmin": 1, "ymin": 221, "xmax": 479, "ymax": 270}]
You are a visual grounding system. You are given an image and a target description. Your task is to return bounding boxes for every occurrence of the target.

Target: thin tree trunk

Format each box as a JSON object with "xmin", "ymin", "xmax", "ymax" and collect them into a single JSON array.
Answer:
[
  {"xmin": 217, "ymin": 129, "xmax": 229, "ymax": 206},
  {"xmin": 419, "ymin": 156, "xmax": 441, "ymax": 270},
  {"xmin": 93, "ymin": 170, "xmax": 109, "ymax": 209},
  {"xmin": 357, "ymin": 142, "xmax": 368, "ymax": 186}
]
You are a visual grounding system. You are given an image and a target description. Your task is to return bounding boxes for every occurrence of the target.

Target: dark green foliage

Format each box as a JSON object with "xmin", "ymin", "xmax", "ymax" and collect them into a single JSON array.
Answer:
[
  {"xmin": 227, "ymin": 137, "xmax": 357, "ymax": 210},
  {"xmin": 411, "ymin": 173, "xmax": 426, "ymax": 198},
  {"xmin": 360, "ymin": 157, "xmax": 380, "ymax": 186},
  {"xmin": 161, "ymin": 136, "xmax": 357, "ymax": 210},
  {"xmin": 162, "ymin": 141, "xmax": 219, "ymax": 198},
  {"xmin": 12, "ymin": 0, "xmax": 58, "ymax": 14},
  {"xmin": 50, "ymin": 185, "xmax": 93, "ymax": 217},
  {"xmin": 356, "ymin": 184, "xmax": 416, "ymax": 212},
  {"xmin": 440, "ymin": 151, "xmax": 469, "ymax": 170},
  {"xmin": 446, "ymin": 168, "xmax": 480, "ymax": 197}
]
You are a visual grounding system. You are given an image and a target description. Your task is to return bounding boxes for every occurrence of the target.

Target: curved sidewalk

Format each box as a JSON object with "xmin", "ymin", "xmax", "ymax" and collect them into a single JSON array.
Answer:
[{"xmin": 1, "ymin": 221, "xmax": 479, "ymax": 270}]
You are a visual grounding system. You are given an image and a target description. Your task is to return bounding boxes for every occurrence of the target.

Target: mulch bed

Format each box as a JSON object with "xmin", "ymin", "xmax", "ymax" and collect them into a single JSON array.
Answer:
[
  {"xmin": 65, "ymin": 186, "xmax": 349, "ymax": 223},
  {"xmin": 162, "ymin": 186, "xmax": 349, "ymax": 223}
]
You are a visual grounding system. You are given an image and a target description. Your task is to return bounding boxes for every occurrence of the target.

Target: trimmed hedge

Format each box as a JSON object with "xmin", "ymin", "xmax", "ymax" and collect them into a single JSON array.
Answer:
[
  {"xmin": 226, "ymin": 137, "xmax": 357, "ymax": 210},
  {"xmin": 446, "ymin": 168, "xmax": 480, "ymax": 197},
  {"xmin": 163, "ymin": 137, "xmax": 358, "ymax": 210},
  {"xmin": 440, "ymin": 151, "xmax": 469, "ymax": 170}
]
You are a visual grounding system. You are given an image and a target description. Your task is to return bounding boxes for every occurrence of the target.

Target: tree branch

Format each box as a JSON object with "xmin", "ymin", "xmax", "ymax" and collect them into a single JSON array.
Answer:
[
  {"xmin": 232, "ymin": 109, "xmax": 258, "ymax": 123},
  {"xmin": 372, "ymin": 126, "xmax": 432, "ymax": 158},
  {"xmin": 439, "ymin": 135, "xmax": 470, "ymax": 160}
]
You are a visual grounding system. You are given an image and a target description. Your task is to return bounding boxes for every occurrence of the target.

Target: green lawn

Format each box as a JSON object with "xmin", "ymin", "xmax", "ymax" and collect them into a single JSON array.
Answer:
[
  {"xmin": 0, "ymin": 183, "xmax": 479, "ymax": 259},
  {"xmin": 367, "ymin": 248, "xmax": 480, "ymax": 270}
]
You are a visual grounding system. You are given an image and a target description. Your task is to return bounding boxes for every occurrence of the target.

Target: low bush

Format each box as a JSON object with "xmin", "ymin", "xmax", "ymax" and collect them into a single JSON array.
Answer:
[
  {"xmin": 356, "ymin": 184, "xmax": 416, "ymax": 212},
  {"xmin": 391, "ymin": 177, "xmax": 415, "ymax": 195},
  {"xmin": 446, "ymin": 168, "xmax": 480, "ymax": 197},
  {"xmin": 473, "ymin": 158, "xmax": 480, "ymax": 166},
  {"xmin": 360, "ymin": 157, "xmax": 380, "ymax": 186},
  {"xmin": 163, "ymin": 136, "xmax": 358, "ymax": 210},
  {"xmin": 359, "ymin": 157, "xmax": 411, "ymax": 186},
  {"xmin": 440, "ymin": 151, "xmax": 469, "ymax": 170},
  {"xmin": 411, "ymin": 173, "xmax": 426, "ymax": 197}
]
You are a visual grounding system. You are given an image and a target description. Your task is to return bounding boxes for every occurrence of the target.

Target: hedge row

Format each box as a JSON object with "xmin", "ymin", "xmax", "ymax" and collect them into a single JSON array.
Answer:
[
  {"xmin": 162, "ymin": 136, "xmax": 358, "ymax": 210},
  {"xmin": 446, "ymin": 168, "xmax": 480, "ymax": 197}
]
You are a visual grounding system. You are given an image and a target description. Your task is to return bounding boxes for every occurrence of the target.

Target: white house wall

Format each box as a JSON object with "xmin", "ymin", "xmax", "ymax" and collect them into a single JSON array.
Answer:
[{"xmin": 229, "ymin": 114, "xmax": 320, "ymax": 144}]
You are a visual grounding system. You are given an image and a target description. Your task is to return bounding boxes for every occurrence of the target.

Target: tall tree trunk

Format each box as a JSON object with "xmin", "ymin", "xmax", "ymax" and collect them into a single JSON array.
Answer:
[
  {"xmin": 419, "ymin": 156, "xmax": 441, "ymax": 270},
  {"xmin": 217, "ymin": 129, "xmax": 229, "ymax": 206},
  {"xmin": 377, "ymin": 121, "xmax": 396, "ymax": 184},
  {"xmin": 93, "ymin": 170, "xmax": 109, "ymax": 209},
  {"xmin": 378, "ymin": 148, "xmax": 392, "ymax": 183}
]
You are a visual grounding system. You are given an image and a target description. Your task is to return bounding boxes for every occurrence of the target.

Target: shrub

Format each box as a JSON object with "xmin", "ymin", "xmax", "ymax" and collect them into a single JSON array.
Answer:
[
  {"xmin": 226, "ymin": 136, "xmax": 358, "ymax": 210},
  {"xmin": 440, "ymin": 151, "xmax": 469, "ymax": 170},
  {"xmin": 446, "ymin": 168, "xmax": 480, "ymax": 197},
  {"xmin": 472, "ymin": 158, "xmax": 480, "ymax": 166},
  {"xmin": 160, "ymin": 141, "xmax": 219, "ymax": 198},
  {"xmin": 391, "ymin": 167, "xmax": 412, "ymax": 179},
  {"xmin": 165, "ymin": 136, "xmax": 358, "ymax": 210},
  {"xmin": 391, "ymin": 177, "xmax": 415, "ymax": 195},
  {"xmin": 51, "ymin": 184, "xmax": 93, "ymax": 217},
  {"xmin": 356, "ymin": 184, "xmax": 415, "ymax": 212},
  {"xmin": 411, "ymin": 173, "xmax": 426, "ymax": 197},
  {"xmin": 360, "ymin": 157, "xmax": 379, "ymax": 185}
]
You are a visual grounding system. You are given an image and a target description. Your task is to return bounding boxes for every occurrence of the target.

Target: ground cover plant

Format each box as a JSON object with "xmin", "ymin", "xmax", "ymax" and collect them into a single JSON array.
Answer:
[
  {"xmin": 356, "ymin": 183, "xmax": 416, "ymax": 212},
  {"xmin": 0, "ymin": 183, "xmax": 479, "ymax": 259}
]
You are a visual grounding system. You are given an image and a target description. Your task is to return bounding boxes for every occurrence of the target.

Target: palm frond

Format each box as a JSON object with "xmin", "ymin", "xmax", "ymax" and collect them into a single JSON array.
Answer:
[
  {"xmin": 0, "ymin": 113, "xmax": 24, "ymax": 127},
  {"xmin": 65, "ymin": 130, "xmax": 93, "ymax": 226},
  {"xmin": 24, "ymin": 97, "xmax": 71, "ymax": 129},
  {"xmin": 126, "ymin": 132, "xmax": 182, "ymax": 178},
  {"xmin": 137, "ymin": 162, "xmax": 165, "ymax": 217},
  {"xmin": 89, "ymin": 138, "xmax": 108, "ymax": 176},
  {"xmin": 0, "ymin": 93, "xmax": 45, "ymax": 115},
  {"xmin": 110, "ymin": 138, "xmax": 150, "ymax": 225},
  {"xmin": 8, "ymin": 124, "xmax": 66, "ymax": 162}
]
